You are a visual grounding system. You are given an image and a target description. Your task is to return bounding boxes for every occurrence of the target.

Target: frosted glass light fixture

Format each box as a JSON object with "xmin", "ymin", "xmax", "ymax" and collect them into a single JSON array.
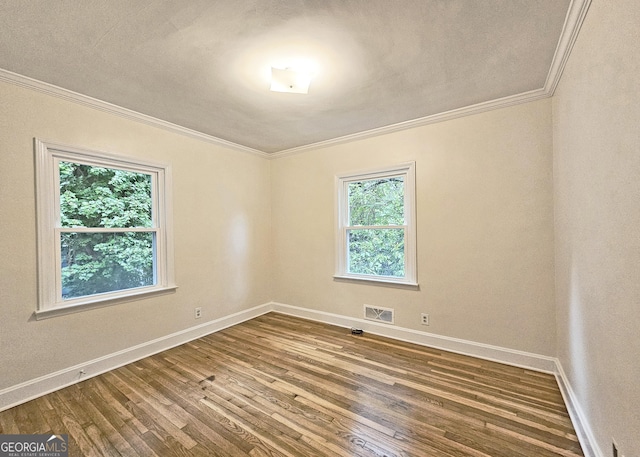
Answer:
[{"xmin": 270, "ymin": 67, "xmax": 312, "ymax": 94}]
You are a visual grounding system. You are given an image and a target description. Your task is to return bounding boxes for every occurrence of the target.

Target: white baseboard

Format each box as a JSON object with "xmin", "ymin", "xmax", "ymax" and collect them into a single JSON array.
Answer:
[
  {"xmin": 554, "ymin": 360, "xmax": 604, "ymax": 457},
  {"xmin": 0, "ymin": 302, "xmax": 272, "ymax": 412},
  {"xmin": 270, "ymin": 302, "xmax": 601, "ymax": 457},
  {"xmin": 1, "ymin": 300, "xmax": 600, "ymax": 457},
  {"xmin": 271, "ymin": 302, "xmax": 558, "ymax": 373},
  {"xmin": 2, "ymin": 301, "xmax": 556, "ymax": 412}
]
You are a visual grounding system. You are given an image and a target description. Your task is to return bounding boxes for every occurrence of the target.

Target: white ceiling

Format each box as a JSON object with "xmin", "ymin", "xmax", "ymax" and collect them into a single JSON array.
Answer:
[{"xmin": 0, "ymin": 0, "xmax": 576, "ymax": 154}]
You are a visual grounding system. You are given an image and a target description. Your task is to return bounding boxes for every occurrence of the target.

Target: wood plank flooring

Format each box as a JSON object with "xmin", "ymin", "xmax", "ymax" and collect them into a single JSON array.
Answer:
[{"xmin": 0, "ymin": 312, "xmax": 584, "ymax": 456}]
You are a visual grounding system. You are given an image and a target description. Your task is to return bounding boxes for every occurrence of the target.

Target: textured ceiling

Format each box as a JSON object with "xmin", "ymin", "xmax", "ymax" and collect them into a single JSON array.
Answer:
[{"xmin": 0, "ymin": 0, "xmax": 572, "ymax": 154}]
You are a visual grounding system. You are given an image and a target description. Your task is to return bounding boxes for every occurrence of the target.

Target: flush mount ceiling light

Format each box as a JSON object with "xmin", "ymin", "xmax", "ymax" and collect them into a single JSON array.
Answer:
[{"xmin": 270, "ymin": 67, "xmax": 312, "ymax": 94}]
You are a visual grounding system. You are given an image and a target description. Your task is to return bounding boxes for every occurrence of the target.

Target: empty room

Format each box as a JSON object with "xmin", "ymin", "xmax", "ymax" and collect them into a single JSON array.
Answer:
[{"xmin": 0, "ymin": 1, "xmax": 637, "ymax": 456}]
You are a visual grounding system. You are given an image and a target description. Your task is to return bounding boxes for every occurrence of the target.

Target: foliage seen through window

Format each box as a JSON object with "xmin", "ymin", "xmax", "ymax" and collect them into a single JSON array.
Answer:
[
  {"xmin": 347, "ymin": 177, "xmax": 405, "ymax": 278},
  {"xmin": 59, "ymin": 162, "xmax": 155, "ymax": 299}
]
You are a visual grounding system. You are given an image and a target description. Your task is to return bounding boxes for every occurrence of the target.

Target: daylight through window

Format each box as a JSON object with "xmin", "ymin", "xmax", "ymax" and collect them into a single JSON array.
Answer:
[
  {"xmin": 59, "ymin": 162, "xmax": 155, "ymax": 298},
  {"xmin": 335, "ymin": 162, "xmax": 417, "ymax": 285},
  {"xmin": 35, "ymin": 140, "xmax": 175, "ymax": 318}
]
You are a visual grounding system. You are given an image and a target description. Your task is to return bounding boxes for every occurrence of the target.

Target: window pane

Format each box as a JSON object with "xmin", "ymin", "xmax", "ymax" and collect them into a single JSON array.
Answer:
[
  {"xmin": 59, "ymin": 162, "xmax": 152, "ymax": 228},
  {"xmin": 347, "ymin": 228, "xmax": 405, "ymax": 277},
  {"xmin": 61, "ymin": 231, "xmax": 155, "ymax": 299},
  {"xmin": 348, "ymin": 177, "xmax": 404, "ymax": 226}
]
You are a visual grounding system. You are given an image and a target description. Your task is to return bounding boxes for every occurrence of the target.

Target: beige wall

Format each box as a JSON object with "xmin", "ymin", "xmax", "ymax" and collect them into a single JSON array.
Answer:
[
  {"xmin": 271, "ymin": 99, "xmax": 556, "ymax": 356},
  {"xmin": 0, "ymin": 81, "xmax": 272, "ymax": 389},
  {"xmin": 4, "ymin": 4, "xmax": 638, "ymax": 451},
  {"xmin": 553, "ymin": 1, "xmax": 640, "ymax": 455}
]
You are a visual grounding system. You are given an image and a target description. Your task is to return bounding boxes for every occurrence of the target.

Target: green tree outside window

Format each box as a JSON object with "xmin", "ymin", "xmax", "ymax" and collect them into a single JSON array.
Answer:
[
  {"xmin": 59, "ymin": 162, "xmax": 155, "ymax": 299},
  {"xmin": 347, "ymin": 177, "xmax": 405, "ymax": 277}
]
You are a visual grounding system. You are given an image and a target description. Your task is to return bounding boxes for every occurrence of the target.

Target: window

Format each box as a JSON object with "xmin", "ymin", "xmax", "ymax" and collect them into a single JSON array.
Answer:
[
  {"xmin": 35, "ymin": 139, "xmax": 175, "ymax": 318},
  {"xmin": 335, "ymin": 162, "xmax": 417, "ymax": 286}
]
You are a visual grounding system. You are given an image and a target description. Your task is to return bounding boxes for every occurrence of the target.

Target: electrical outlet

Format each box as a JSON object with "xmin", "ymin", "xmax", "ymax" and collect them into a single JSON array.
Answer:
[
  {"xmin": 421, "ymin": 313, "xmax": 429, "ymax": 325},
  {"xmin": 195, "ymin": 307, "xmax": 202, "ymax": 319}
]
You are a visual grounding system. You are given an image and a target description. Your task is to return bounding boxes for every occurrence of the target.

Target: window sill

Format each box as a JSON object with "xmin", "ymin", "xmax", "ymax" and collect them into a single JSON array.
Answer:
[
  {"xmin": 333, "ymin": 275, "xmax": 419, "ymax": 290},
  {"xmin": 34, "ymin": 285, "xmax": 178, "ymax": 320}
]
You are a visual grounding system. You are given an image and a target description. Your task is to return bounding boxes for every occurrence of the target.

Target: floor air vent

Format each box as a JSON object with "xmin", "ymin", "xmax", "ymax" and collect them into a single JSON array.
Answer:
[{"xmin": 364, "ymin": 305, "xmax": 395, "ymax": 324}]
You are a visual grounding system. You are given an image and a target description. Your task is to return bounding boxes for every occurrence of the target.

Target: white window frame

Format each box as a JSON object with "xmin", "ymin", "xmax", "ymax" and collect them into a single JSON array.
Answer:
[
  {"xmin": 34, "ymin": 139, "xmax": 176, "ymax": 319},
  {"xmin": 335, "ymin": 161, "xmax": 417, "ymax": 287}
]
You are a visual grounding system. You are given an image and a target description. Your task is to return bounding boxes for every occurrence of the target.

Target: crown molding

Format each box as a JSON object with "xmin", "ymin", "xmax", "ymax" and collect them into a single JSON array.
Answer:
[
  {"xmin": 270, "ymin": 0, "xmax": 592, "ymax": 159},
  {"xmin": 544, "ymin": 0, "xmax": 593, "ymax": 95},
  {"xmin": 0, "ymin": 0, "xmax": 590, "ymax": 159},
  {"xmin": 0, "ymin": 68, "xmax": 269, "ymax": 158},
  {"xmin": 269, "ymin": 88, "xmax": 550, "ymax": 159}
]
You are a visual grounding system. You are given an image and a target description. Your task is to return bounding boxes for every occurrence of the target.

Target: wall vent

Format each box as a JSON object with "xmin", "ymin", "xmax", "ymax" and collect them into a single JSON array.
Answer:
[{"xmin": 364, "ymin": 305, "xmax": 395, "ymax": 324}]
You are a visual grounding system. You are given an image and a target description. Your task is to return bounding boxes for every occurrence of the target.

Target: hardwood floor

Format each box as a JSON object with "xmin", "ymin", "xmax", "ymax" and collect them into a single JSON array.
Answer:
[{"xmin": 0, "ymin": 313, "xmax": 583, "ymax": 456}]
